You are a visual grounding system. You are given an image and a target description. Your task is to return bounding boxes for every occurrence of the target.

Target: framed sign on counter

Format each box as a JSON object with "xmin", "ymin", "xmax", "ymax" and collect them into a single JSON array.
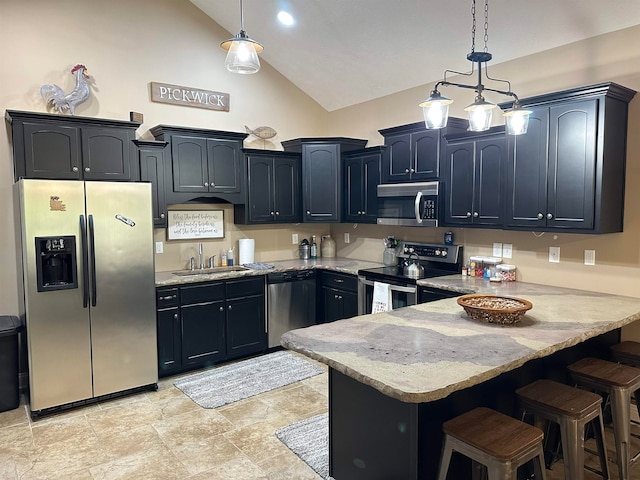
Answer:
[{"xmin": 167, "ymin": 210, "xmax": 224, "ymax": 240}]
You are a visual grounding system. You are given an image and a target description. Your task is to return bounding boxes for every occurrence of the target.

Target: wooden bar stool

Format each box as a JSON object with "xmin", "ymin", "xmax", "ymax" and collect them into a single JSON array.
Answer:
[
  {"xmin": 568, "ymin": 357, "xmax": 640, "ymax": 480},
  {"xmin": 515, "ymin": 379, "xmax": 609, "ymax": 479},
  {"xmin": 611, "ymin": 341, "xmax": 640, "ymax": 367},
  {"xmin": 437, "ymin": 407, "xmax": 547, "ymax": 480}
]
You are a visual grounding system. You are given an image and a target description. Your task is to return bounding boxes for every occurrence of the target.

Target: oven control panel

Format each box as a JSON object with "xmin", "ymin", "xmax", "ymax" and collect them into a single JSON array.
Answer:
[{"xmin": 399, "ymin": 242, "xmax": 460, "ymax": 264}]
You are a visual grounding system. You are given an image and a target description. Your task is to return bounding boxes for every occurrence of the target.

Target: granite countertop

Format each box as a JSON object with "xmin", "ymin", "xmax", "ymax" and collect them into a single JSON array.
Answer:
[
  {"xmin": 281, "ymin": 277, "xmax": 640, "ymax": 404},
  {"xmin": 155, "ymin": 257, "xmax": 383, "ymax": 286}
]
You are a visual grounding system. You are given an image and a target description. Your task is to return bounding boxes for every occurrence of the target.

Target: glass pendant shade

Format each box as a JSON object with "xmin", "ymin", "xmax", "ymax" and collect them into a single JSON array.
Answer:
[
  {"xmin": 504, "ymin": 105, "xmax": 532, "ymax": 135},
  {"xmin": 223, "ymin": 36, "xmax": 261, "ymax": 74},
  {"xmin": 419, "ymin": 91, "xmax": 453, "ymax": 129},
  {"xmin": 465, "ymin": 97, "xmax": 496, "ymax": 132}
]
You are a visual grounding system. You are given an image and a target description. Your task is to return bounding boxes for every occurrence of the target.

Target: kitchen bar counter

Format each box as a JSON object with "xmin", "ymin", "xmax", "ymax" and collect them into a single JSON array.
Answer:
[
  {"xmin": 281, "ymin": 279, "xmax": 640, "ymax": 479},
  {"xmin": 282, "ymin": 278, "xmax": 640, "ymax": 402},
  {"xmin": 155, "ymin": 257, "xmax": 383, "ymax": 286}
]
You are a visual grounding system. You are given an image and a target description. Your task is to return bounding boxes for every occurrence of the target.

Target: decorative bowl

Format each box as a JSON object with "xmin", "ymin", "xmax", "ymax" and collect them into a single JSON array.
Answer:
[{"xmin": 457, "ymin": 294, "xmax": 533, "ymax": 325}]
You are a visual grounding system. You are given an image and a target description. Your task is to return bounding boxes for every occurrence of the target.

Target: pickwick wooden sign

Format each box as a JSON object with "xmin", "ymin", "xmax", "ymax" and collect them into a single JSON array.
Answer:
[{"xmin": 150, "ymin": 82, "xmax": 230, "ymax": 111}]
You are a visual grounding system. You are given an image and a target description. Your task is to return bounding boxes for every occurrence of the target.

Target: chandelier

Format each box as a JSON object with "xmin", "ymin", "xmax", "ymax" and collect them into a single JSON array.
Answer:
[
  {"xmin": 220, "ymin": 0, "xmax": 263, "ymax": 74},
  {"xmin": 419, "ymin": 0, "xmax": 531, "ymax": 135}
]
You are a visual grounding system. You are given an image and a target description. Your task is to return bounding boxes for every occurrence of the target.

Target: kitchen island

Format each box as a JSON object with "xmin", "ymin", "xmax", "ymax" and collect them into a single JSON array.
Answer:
[{"xmin": 281, "ymin": 279, "xmax": 640, "ymax": 479}]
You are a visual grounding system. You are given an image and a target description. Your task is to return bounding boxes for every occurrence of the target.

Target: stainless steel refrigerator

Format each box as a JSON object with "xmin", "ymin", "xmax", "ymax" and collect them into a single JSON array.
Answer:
[{"xmin": 15, "ymin": 179, "xmax": 157, "ymax": 415}]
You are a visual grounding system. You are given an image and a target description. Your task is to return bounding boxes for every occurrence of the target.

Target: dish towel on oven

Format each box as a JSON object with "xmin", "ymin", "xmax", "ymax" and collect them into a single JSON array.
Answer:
[{"xmin": 372, "ymin": 281, "xmax": 392, "ymax": 313}]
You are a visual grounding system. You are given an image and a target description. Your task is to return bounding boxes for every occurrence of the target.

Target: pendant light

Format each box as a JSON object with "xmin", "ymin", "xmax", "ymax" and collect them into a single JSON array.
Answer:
[
  {"xmin": 419, "ymin": 0, "xmax": 531, "ymax": 134},
  {"xmin": 220, "ymin": 0, "xmax": 263, "ymax": 74}
]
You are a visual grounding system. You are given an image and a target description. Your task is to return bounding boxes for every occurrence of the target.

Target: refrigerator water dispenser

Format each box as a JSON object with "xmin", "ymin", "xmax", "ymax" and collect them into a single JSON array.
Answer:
[{"xmin": 35, "ymin": 236, "xmax": 77, "ymax": 292}]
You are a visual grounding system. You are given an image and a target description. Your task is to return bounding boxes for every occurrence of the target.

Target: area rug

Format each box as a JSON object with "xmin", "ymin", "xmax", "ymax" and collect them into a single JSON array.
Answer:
[
  {"xmin": 174, "ymin": 351, "xmax": 324, "ymax": 409},
  {"xmin": 276, "ymin": 413, "xmax": 330, "ymax": 479}
]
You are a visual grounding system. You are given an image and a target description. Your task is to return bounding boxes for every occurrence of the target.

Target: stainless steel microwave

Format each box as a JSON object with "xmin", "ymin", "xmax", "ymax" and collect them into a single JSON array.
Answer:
[{"xmin": 376, "ymin": 181, "xmax": 440, "ymax": 227}]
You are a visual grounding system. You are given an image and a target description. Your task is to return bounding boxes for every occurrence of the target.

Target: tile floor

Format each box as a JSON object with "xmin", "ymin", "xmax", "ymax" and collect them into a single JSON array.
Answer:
[{"xmin": 1, "ymin": 355, "xmax": 639, "ymax": 479}]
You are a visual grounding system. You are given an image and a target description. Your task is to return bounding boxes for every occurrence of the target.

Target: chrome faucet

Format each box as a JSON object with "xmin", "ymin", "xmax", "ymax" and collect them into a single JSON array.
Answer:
[
  {"xmin": 189, "ymin": 256, "xmax": 195, "ymax": 271},
  {"xmin": 209, "ymin": 255, "xmax": 216, "ymax": 268},
  {"xmin": 199, "ymin": 243, "xmax": 204, "ymax": 269}
]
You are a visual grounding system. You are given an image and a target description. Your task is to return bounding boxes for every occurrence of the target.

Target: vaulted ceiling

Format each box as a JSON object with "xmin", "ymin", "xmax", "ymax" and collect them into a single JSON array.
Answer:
[{"xmin": 191, "ymin": 0, "xmax": 640, "ymax": 111}]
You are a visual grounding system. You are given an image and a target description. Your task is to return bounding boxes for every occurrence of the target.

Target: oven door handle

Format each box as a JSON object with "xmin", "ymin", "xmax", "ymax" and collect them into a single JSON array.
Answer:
[
  {"xmin": 414, "ymin": 191, "xmax": 423, "ymax": 224},
  {"xmin": 358, "ymin": 276, "xmax": 417, "ymax": 294}
]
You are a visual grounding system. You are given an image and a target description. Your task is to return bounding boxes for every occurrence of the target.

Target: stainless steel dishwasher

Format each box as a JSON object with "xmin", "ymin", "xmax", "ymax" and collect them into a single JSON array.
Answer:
[{"xmin": 267, "ymin": 270, "xmax": 316, "ymax": 348}]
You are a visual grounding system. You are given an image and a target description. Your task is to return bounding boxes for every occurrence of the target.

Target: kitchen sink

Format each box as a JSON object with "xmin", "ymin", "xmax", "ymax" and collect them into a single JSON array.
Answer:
[{"xmin": 172, "ymin": 266, "xmax": 250, "ymax": 276}]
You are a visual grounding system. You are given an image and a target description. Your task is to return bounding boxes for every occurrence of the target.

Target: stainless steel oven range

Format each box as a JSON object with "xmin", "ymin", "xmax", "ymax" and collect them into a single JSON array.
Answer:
[{"xmin": 358, "ymin": 242, "xmax": 463, "ymax": 315}]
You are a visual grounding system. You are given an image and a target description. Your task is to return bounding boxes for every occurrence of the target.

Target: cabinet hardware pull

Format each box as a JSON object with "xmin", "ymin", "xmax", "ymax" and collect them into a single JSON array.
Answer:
[
  {"xmin": 335, "ymin": 279, "xmax": 344, "ymax": 283},
  {"xmin": 547, "ymin": 213, "xmax": 553, "ymax": 219},
  {"xmin": 204, "ymin": 182, "xmax": 209, "ymax": 187},
  {"xmin": 362, "ymin": 211, "xmax": 365, "ymax": 215},
  {"xmin": 159, "ymin": 295, "xmax": 176, "ymax": 300},
  {"xmin": 405, "ymin": 168, "xmax": 410, "ymax": 173},
  {"xmin": 85, "ymin": 167, "xmax": 90, "ymax": 172},
  {"xmin": 473, "ymin": 212, "xmax": 479, "ymax": 217},
  {"xmin": 219, "ymin": 306, "xmax": 224, "ymax": 311},
  {"xmin": 173, "ymin": 313, "xmax": 178, "ymax": 320},
  {"xmin": 275, "ymin": 211, "xmax": 279, "ymax": 215},
  {"xmin": 72, "ymin": 166, "xmax": 79, "ymax": 172},
  {"xmin": 466, "ymin": 212, "xmax": 472, "ymax": 217},
  {"xmin": 410, "ymin": 168, "xmax": 415, "ymax": 173},
  {"xmin": 160, "ymin": 213, "xmax": 165, "ymax": 218},
  {"xmin": 270, "ymin": 211, "xmax": 274, "ymax": 215},
  {"xmin": 228, "ymin": 305, "xmax": 232, "ymax": 310},
  {"xmin": 306, "ymin": 210, "xmax": 311, "ymax": 215},
  {"xmin": 537, "ymin": 213, "xmax": 543, "ymax": 219}
]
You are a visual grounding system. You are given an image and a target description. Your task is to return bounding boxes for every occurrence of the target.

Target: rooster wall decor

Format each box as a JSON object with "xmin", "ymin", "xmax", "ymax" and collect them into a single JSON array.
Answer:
[{"xmin": 40, "ymin": 64, "xmax": 92, "ymax": 115}]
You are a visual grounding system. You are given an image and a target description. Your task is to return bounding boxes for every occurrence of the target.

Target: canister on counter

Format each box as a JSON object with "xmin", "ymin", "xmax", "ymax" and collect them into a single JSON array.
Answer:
[
  {"xmin": 469, "ymin": 256, "xmax": 484, "ymax": 277},
  {"xmin": 482, "ymin": 257, "xmax": 503, "ymax": 278},
  {"xmin": 497, "ymin": 264, "xmax": 517, "ymax": 282}
]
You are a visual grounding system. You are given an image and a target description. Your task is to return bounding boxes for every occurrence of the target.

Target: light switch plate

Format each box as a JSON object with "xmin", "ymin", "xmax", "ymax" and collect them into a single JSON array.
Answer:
[
  {"xmin": 492, "ymin": 242, "xmax": 503, "ymax": 257},
  {"xmin": 292, "ymin": 233, "xmax": 299, "ymax": 245},
  {"xmin": 584, "ymin": 249, "xmax": 596, "ymax": 266},
  {"xmin": 503, "ymin": 243, "xmax": 513, "ymax": 259},
  {"xmin": 344, "ymin": 232, "xmax": 350, "ymax": 244},
  {"xmin": 549, "ymin": 246, "xmax": 560, "ymax": 263},
  {"xmin": 155, "ymin": 241, "xmax": 163, "ymax": 254}
]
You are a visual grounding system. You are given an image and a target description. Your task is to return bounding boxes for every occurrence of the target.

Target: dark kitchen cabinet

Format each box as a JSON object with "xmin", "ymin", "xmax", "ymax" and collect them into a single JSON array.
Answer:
[
  {"xmin": 378, "ymin": 119, "xmax": 466, "ymax": 183},
  {"xmin": 443, "ymin": 128, "xmax": 505, "ymax": 227},
  {"xmin": 150, "ymin": 125, "xmax": 248, "ymax": 205},
  {"xmin": 225, "ymin": 277, "xmax": 266, "ymax": 359},
  {"xmin": 180, "ymin": 282, "xmax": 226, "ymax": 368},
  {"xmin": 502, "ymin": 82, "xmax": 636, "ymax": 233},
  {"xmin": 156, "ymin": 288, "xmax": 180, "ymax": 375},
  {"xmin": 136, "ymin": 139, "xmax": 168, "ymax": 228},
  {"xmin": 319, "ymin": 271, "xmax": 358, "ymax": 323},
  {"xmin": 343, "ymin": 147, "xmax": 385, "ymax": 224},
  {"xmin": 155, "ymin": 276, "xmax": 266, "ymax": 377},
  {"xmin": 282, "ymin": 137, "xmax": 368, "ymax": 223},
  {"xmin": 6, "ymin": 110, "xmax": 140, "ymax": 182},
  {"xmin": 234, "ymin": 150, "xmax": 301, "ymax": 224}
]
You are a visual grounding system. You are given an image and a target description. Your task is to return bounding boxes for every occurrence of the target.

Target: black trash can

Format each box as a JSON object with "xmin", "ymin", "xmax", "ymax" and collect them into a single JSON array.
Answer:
[{"xmin": 0, "ymin": 316, "xmax": 22, "ymax": 412}]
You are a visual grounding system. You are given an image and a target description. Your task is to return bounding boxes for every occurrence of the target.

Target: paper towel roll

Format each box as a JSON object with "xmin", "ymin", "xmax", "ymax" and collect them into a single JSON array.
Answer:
[{"xmin": 238, "ymin": 238, "xmax": 255, "ymax": 265}]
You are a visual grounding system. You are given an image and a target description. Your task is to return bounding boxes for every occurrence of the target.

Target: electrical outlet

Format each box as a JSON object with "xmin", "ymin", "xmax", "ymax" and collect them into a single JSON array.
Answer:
[
  {"xmin": 292, "ymin": 233, "xmax": 299, "ymax": 245},
  {"xmin": 549, "ymin": 246, "xmax": 560, "ymax": 263},
  {"xmin": 492, "ymin": 242, "xmax": 503, "ymax": 257},
  {"xmin": 344, "ymin": 232, "xmax": 350, "ymax": 244},
  {"xmin": 155, "ymin": 241, "xmax": 163, "ymax": 254},
  {"xmin": 503, "ymin": 243, "xmax": 513, "ymax": 259},
  {"xmin": 584, "ymin": 249, "xmax": 596, "ymax": 266}
]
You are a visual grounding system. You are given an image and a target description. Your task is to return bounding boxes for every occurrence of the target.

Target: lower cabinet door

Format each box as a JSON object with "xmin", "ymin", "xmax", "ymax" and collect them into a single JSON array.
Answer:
[
  {"xmin": 322, "ymin": 287, "xmax": 358, "ymax": 323},
  {"xmin": 226, "ymin": 294, "xmax": 266, "ymax": 359},
  {"xmin": 181, "ymin": 301, "xmax": 226, "ymax": 366},
  {"xmin": 157, "ymin": 307, "xmax": 181, "ymax": 375}
]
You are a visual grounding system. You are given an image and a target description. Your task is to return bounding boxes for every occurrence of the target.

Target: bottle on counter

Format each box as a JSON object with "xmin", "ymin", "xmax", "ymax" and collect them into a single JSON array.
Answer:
[
  {"xmin": 227, "ymin": 247, "xmax": 234, "ymax": 266},
  {"xmin": 310, "ymin": 235, "xmax": 318, "ymax": 259},
  {"xmin": 221, "ymin": 251, "xmax": 228, "ymax": 267}
]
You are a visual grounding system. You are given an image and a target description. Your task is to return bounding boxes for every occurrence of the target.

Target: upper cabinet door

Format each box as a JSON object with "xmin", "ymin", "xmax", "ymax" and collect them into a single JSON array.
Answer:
[
  {"xmin": 361, "ymin": 153, "xmax": 381, "ymax": 223},
  {"xmin": 444, "ymin": 141, "xmax": 475, "ymax": 225},
  {"xmin": 547, "ymin": 100, "xmax": 597, "ymax": 230},
  {"xmin": 273, "ymin": 157, "xmax": 300, "ymax": 223},
  {"xmin": 303, "ymin": 144, "xmax": 341, "ymax": 222},
  {"xmin": 207, "ymin": 138, "xmax": 242, "ymax": 194},
  {"xmin": 504, "ymin": 109, "xmax": 549, "ymax": 229},
  {"xmin": 23, "ymin": 122, "xmax": 82, "ymax": 180},
  {"xmin": 412, "ymin": 130, "xmax": 440, "ymax": 180},
  {"xmin": 171, "ymin": 136, "xmax": 208, "ymax": 193},
  {"xmin": 247, "ymin": 156, "xmax": 275, "ymax": 223},
  {"xmin": 381, "ymin": 134, "xmax": 411, "ymax": 183},
  {"xmin": 343, "ymin": 155, "xmax": 364, "ymax": 222},
  {"xmin": 474, "ymin": 137, "xmax": 505, "ymax": 225},
  {"xmin": 81, "ymin": 127, "xmax": 132, "ymax": 181}
]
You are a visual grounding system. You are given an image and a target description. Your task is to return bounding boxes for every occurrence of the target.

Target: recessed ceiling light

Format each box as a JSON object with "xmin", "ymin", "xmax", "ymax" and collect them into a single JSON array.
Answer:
[{"xmin": 277, "ymin": 10, "xmax": 294, "ymax": 26}]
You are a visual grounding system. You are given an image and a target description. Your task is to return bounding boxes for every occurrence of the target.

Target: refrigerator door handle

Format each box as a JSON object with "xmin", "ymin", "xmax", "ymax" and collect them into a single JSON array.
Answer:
[
  {"xmin": 80, "ymin": 215, "xmax": 89, "ymax": 308},
  {"xmin": 88, "ymin": 214, "xmax": 97, "ymax": 307}
]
